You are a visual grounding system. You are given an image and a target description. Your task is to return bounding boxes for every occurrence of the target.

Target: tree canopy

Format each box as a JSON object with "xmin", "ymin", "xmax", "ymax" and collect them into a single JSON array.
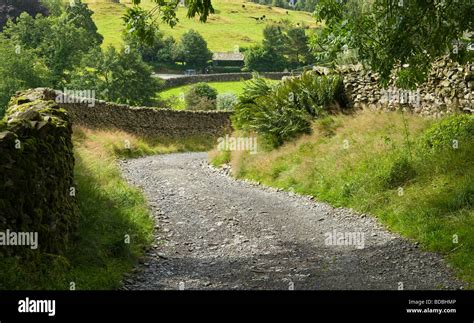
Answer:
[
  {"xmin": 311, "ymin": 0, "xmax": 473, "ymax": 88},
  {"xmin": 0, "ymin": 0, "xmax": 49, "ymax": 31}
]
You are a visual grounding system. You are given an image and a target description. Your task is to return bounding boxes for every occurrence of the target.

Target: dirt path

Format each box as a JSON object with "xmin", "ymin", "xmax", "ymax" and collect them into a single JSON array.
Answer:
[{"xmin": 119, "ymin": 152, "xmax": 462, "ymax": 290}]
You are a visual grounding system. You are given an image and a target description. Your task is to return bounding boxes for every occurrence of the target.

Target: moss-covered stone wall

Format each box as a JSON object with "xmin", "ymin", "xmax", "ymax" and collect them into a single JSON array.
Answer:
[{"xmin": 0, "ymin": 89, "xmax": 76, "ymax": 256}]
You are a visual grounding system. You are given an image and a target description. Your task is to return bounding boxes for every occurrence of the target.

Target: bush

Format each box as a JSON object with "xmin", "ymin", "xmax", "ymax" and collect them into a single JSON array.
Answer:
[
  {"xmin": 232, "ymin": 72, "xmax": 345, "ymax": 147},
  {"xmin": 190, "ymin": 97, "xmax": 216, "ymax": 111},
  {"xmin": 184, "ymin": 82, "xmax": 218, "ymax": 110},
  {"xmin": 216, "ymin": 93, "xmax": 237, "ymax": 110},
  {"xmin": 421, "ymin": 114, "xmax": 474, "ymax": 151}
]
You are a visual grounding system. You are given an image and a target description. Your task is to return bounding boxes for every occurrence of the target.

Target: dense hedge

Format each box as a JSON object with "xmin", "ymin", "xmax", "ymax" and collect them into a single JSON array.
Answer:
[{"xmin": 0, "ymin": 89, "xmax": 76, "ymax": 256}]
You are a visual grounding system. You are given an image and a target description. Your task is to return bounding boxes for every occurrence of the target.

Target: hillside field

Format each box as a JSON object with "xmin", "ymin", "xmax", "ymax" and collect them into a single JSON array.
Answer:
[{"xmin": 82, "ymin": 0, "xmax": 317, "ymax": 51}]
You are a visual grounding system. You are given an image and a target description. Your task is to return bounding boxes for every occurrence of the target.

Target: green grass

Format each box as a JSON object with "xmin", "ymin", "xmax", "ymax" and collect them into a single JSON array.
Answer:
[
  {"xmin": 0, "ymin": 126, "xmax": 214, "ymax": 290},
  {"xmin": 158, "ymin": 80, "xmax": 247, "ymax": 110},
  {"xmin": 211, "ymin": 111, "xmax": 474, "ymax": 288},
  {"xmin": 158, "ymin": 79, "xmax": 278, "ymax": 110},
  {"xmin": 83, "ymin": 0, "xmax": 317, "ymax": 51}
]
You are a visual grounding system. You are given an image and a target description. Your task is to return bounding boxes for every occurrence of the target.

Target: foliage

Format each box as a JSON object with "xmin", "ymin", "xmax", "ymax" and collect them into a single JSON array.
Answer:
[
  {"xmin": 184, "ymin": 82, "xmax": 218, "ymax": 110},
  {"xmin": 0, "ymin": 0, "xmax": 49, "ymax": 31},
  {"xmin": 245, "ymin": 23, "xmax": 313, "ymax": 71},
  {"xmin": 123, "ymin": 26, "xmax": 176, "ymax": 67},
  {"xmin": 216, "ymin": 92, "xmax": 238, "ymax": 111},
  {"xmin": 66, "ymin": 0, "xmax": 103, "ymax": 46},
  {"xmin": 311, "ymin": 0, "xmax": 473, "ymax": 88},
  {"xmin": 263, "ymin": 23, "xmax": 288, "ymax": 53},
  {"xmin": 244, "ymin": 44, "xmax": 287, "ymax": 72},
  {"xmin": 159, "ymin": 80, "xmax": 254, "ymax": 110},
  {"xmin": 233, "ymin": 72, "xmax": 344, "ymax": 147},
  {"xmin": 421, "ymin": 114, "xmax": 474, "ymax": 152},
  {"xmin": 174, "ymin": 29, "xmax": 212, "ymax": 70},
  {"xmin": 0, "ymin": 38, "xmax": 51, "ymax": 118},
  {"xmin": 3, "ymin": 11, "xmax": 98, "ymax": 86},
  {"xmin": 286, "ymin": 26, "xmax": 312, "ymax": 66},
  {"xmin": 70, "ymin": 46, "xmax": 160, "ymax": 106},
  {"xmin": 231, "ymin": 75, "xmax": 275, "ymax": 130},
  {"xmin": 40, "ymin": 0, "xmax": 64, "ymax": 17}
]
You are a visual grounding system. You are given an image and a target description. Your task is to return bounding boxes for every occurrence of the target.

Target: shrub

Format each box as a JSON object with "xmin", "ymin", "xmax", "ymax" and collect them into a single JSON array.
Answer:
[
  {"xmin": 421, "ymin": 114, "xmax": 474, "ymax": 151},
  {"xmin": 231, "ymin": 75, "xmax": 276, "ymax": 130},
  {"xmin": 232, "ymin": 72, "xmax": 345, "ymax": 147},
  {"xmin": 190, "ymin": 97, "xmax": 216, "ymax": 111},
  {"xmin": 184, "ymin": 82, "xmax": 218, "ymax": 110},
  {"xmin": 216, "ymin": 93, "xmax": 237, "ymax": 110}
]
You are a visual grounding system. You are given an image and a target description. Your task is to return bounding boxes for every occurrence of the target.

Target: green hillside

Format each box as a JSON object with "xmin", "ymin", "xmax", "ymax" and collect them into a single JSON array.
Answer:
[{"xmin": 83, "ymin": 0, "xmax": 317, "ymax": 51}]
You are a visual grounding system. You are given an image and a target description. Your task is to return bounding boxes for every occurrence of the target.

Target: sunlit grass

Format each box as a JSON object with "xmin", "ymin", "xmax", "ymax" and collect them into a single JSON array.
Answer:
[
  {"xmin": 83, "ymin": 0, "xmax": 317, "ymax": 51},
  {"xmin": 211, "ymin": 111, "xmax": 474, "ymax": 287}
]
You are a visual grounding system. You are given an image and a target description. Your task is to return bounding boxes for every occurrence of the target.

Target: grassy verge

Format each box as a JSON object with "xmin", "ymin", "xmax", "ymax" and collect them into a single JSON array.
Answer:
[
  {"xmin": 0, "ymin": 126, "xmax": 214, "ymax": 290},
  {"xmin": 210, "ymin": 111, "xmax": 474, "ymax": 287}
]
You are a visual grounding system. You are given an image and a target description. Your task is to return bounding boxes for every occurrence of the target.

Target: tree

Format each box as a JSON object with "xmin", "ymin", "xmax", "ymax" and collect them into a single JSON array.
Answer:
[
  {"xmin": 262, "ymin": 24, "xmax": 288, "ymax": 54},
  {"xmin": 244, "ymin": 45, "xmax": 287, "ymax": 72},
  {"xmin": 124, "ymin": 27, "xmax": 165, "ymax": 64},
  {"xmin": 176, "ymin": 30, "xmax": 212, "ymax": 70},
  {"xmin": 0, "ymin": 0, "xmax": 49, "ymax": 31},
  {"xmin": 286, "ymin": 26, "xmax": 311, "ymax": 66},
  {"xmin": 66, "ymin": 0, "xmax": 103, "ymax": 46},
  {"xmin": 69, "ymin": 46, "xmax": 160, "ymax": 106},
  {"xmin": 3, "ymin": 13, "xmax": 96, "ymax": 87},
  {"xmin": 244, "ymin": 22, "xmax": 314, "ymax": 71},
  {"xmin": 311, "ymin": 0, "xmax": 473, "ymax": 88},
  {"xmin": 0, "ymin": 38, "xmax": 51, "ymax": 117},
  {"xmin": 40, "ymin": 0, "xmax": 64, "ymax": 17}
]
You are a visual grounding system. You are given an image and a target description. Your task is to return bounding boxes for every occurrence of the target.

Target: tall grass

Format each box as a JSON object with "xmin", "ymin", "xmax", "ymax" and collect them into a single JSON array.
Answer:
[{"xmin": 211, "ymin": 111, "xmax": 474, "ymax": 287}]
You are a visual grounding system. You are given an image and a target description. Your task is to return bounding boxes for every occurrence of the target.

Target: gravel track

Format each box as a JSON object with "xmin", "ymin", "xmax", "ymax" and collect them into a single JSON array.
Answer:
[{"xmin": 119, "ymin": 152, "xmax": 463, "ymax": 290}]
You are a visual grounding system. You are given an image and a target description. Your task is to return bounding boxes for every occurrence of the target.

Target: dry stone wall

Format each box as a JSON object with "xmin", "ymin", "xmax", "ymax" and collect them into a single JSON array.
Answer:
[
  {"xmin": 37, "ymin": 89, "xmax": 232, "ymax": 138},
  {"xmin": 340, "ymin": 57, "xmax": 473, "ymax": 117},
  {"xmin": 0, "ymin": 89, "xmax": 76, "ymax": 256}
]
